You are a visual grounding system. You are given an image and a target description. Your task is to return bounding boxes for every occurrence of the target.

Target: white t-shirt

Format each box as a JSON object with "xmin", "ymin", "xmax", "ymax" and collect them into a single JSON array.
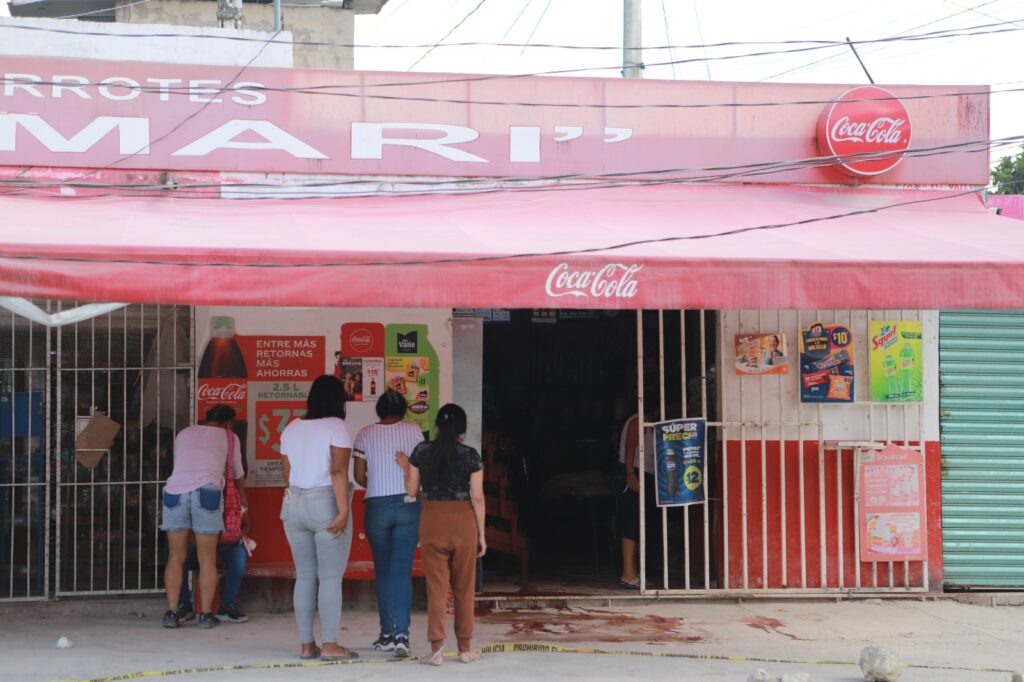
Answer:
[
  {"xmin": 618, "ymin": 414, "xmax": 656, "ymax": 476},
  {"xmin": 353, "ymin": 422, "xmax": 424, "ymax": 499},
  {"xmin": 280, "ymin": 417, "xmax": 354, "ymax": 489},
  {"xmin": 165, "ymin": 425, "xmax": 244, "ymax": 495}
]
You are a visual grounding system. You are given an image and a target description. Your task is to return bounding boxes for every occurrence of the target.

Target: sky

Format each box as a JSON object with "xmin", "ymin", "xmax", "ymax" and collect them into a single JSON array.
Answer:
[{"xmin": 354, "ymin": 0, "xmax": 1024, "ymax": 168}]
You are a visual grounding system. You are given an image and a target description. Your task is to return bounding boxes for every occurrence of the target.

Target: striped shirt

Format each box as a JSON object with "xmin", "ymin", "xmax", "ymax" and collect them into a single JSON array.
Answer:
[{"xmin": 353, "ymin": 421, "xmax": 425, "ymax": 499}]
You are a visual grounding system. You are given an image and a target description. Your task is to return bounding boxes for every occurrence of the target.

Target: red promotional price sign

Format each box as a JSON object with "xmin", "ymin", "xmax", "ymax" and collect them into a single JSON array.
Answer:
[
  {"xmin": 858, "ymin": 444, "xmax": 928, "ymax": 562},
  {"xmin": 254, "ymin": 400, "xmax": 306, "ymax": 461}
]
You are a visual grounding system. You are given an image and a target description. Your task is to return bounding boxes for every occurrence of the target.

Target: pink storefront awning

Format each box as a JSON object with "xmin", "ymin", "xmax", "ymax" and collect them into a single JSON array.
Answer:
[{"xmin": 0, "ymin": 184, "xmax": 1021, "ymax": 310}]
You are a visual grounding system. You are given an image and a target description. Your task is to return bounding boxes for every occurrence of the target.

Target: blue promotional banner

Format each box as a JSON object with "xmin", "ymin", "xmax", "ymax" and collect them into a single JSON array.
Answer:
[{"xmin": 653, "ymin": 418, "xmax": 707, "ymax": 507}]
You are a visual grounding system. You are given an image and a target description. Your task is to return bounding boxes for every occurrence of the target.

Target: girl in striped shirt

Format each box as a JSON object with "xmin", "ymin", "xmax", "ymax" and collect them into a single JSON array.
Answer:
[{"xmin": 353, "ymin": 389, "xmax": 425, "ymax": 658}]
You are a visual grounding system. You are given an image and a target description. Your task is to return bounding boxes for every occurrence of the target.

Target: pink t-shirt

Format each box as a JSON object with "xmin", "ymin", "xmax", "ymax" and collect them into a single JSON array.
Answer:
[{"xmin": 165, "ymin": 425, "xmax": 244, "ymax": 495}]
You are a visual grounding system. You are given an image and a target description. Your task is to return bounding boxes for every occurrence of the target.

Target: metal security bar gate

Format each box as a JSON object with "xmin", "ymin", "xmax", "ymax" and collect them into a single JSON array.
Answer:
[
  {"xmin": 635, "ymin": 310, "xmax": 932, "ymax": 595},
  {"xmin": 55, "ymin": 303, "xmax": 192, "ymax": 597},
  {"xmin": 0, "ymin": 305, "xmax": 50, "ymax": 601}
]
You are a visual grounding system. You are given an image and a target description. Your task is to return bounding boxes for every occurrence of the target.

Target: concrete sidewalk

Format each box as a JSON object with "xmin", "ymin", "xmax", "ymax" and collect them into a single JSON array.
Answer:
[{"xmin": 1, "ymin": 597, "xmax": 1023, "ymax": 681}]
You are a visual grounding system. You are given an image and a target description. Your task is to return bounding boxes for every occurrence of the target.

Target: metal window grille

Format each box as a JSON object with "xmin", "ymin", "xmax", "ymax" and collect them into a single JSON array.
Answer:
[
  {"xmin": 54, "ymin": 303, "xmax": 193, "ymax": 597},
  {"xmin": 636, "ymin": 309, "xmax": 931, "ymax": 595},
  {"xmin": 0, "ymin": 303, "xmax": 50, "ymax": 601}
]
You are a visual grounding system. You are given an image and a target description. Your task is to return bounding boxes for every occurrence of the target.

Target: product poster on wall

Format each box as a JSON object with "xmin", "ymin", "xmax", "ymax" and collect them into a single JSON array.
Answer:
[
  {"xmin": 799, "ymin": 321, "xmax": 855, "ymax": 402},
  {"xmin": 337, "ymin": 323, "xmax": 385, "ymax": 402},
  {"xmin": 858, "ymin": 444, "xmax": 928, "ymax": 562},
  {"xmin": 869, "ymin": 321, "xmax": 923, "ymax": 402},
  {"xmin": 196, "ymin": 309, "xmax": 452, "ymax": 488},
  {"xmin": 653, "ymin": 418, "xmax": 707, "ymax": 507},
  {"xmin": 735, "ymin": 333, "xmax": 789, "ymax": 375},
  {"xmin": 197, "ymin": 315, "xmax": 325, "ymax": 487},
  {"xmin": 385, "ymin": 324, "xmax": 440, "ymax": 435}
]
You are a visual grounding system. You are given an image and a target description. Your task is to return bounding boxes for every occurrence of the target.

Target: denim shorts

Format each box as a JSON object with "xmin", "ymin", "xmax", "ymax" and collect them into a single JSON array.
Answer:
[{"xmin": 160, "ymin": 484, "xmax": 225, "ymax": 535}]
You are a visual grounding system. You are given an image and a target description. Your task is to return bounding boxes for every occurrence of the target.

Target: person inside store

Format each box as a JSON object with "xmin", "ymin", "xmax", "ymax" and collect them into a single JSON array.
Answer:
[
  {"xmin": 617, "ymin": 409, "xmax": 657, "ymax": 589},
  {"xmin": 175, "ymin": 528, "xmax": 251, "ymax": 624},
  {"xmin": 353, "ymin": 388, "xmax": 425, "ymax": 658},
  {"xmin": 279, "ymin": 374, "xmax": 358, "ymax": 661},
  {"xmin": 396, "ymin": 404, "xmax": 486, "ymax": 666},
  {"xmin": 160, "ymin": 404, "xmax": 247, "ymax": 629}
]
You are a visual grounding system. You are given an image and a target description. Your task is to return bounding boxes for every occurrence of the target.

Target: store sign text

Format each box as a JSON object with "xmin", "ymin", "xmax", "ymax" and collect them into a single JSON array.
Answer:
[{"xmin": 0, "ymin": 113, "xmax": 633, "ymax": 164}]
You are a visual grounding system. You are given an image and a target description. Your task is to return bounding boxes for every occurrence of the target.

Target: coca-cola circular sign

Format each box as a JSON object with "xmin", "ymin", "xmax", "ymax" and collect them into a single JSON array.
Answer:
[
  {"xmin": 348, "ymin": 328, "xmax": 374, "ymax": 354},
  {"xmin": 816, "ymin": 86, "xmax": 912, "ymax": 177}
]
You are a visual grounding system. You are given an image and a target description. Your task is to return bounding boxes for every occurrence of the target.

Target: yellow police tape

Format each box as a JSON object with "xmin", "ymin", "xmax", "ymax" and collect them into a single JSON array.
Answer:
[{"xmin": 55, "ymin": 641, "xmax": 1015, "ymax": 681}]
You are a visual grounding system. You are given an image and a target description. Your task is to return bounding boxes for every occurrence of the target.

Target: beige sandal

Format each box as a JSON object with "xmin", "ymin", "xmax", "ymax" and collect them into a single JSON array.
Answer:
[
  {"xmin": 419, "ymin": 647, "xmax": 444, "ymax": 666},
  {"xmin": 457, "ymin": 651, "xmax": 481, "ymax": 664}
]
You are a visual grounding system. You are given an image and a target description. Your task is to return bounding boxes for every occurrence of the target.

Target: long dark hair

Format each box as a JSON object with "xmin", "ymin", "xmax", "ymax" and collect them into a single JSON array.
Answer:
[
  {"xmin": 304, "ymin": 375, "xmax": 347, "ymax": 420},
  {"xmin": 430, "ymin": 403, "xmax": 467, "ymax": 473}
]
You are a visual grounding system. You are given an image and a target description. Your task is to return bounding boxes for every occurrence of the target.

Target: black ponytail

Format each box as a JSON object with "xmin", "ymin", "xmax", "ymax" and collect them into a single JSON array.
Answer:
[{"xmin": 429, "ymin": 403, "xmax": 467, "ymax": 476}]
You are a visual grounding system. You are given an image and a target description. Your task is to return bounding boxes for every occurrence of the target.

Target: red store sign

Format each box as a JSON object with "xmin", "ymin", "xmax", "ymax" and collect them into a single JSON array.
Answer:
[{"xmin": 0, "ymin": 57, "xmax": 983, "ymax": 185}]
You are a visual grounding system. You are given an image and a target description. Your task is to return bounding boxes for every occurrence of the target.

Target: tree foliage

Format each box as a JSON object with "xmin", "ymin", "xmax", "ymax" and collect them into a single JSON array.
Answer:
[{"xmin": 991, "ymin": 146, "xmax": 1024, "ymax": 195}]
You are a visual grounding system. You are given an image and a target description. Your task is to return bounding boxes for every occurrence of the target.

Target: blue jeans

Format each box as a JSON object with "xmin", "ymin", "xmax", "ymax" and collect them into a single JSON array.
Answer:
[
  {"xmin": 365, "ymin": 494, "xmax": 420, "ymax": 637},
  {"xmin": 178, "ymin": 541, "xmax": 248, "ymax": 608}
]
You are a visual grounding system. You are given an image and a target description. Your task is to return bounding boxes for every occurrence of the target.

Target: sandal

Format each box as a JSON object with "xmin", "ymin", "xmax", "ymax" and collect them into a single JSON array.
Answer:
[
  {"xmin": 300, "ymin": 643, "xmax": 321, "ymax": 660},
  {"xmin": 321, "ymin": 647, "xmax": 359, "ymax": 661},
  {"xmin": 419, "ymin": 647, "xmax": 444, "ymax": 666},
  {"xmin": 457, "ymin": 651, "xmax": 481, "ymax": 664},
  {"xmin": 619, "ymin": 577, "xmax": 640, "ymax": 589}
]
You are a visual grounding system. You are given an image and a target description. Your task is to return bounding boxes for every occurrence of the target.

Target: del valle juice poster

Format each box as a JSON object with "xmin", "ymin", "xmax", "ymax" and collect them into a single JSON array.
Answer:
[
  {"xmin": 799, "ymin": 322, "xmax": 855, "ymax": 403},
  {"xmin": 869, "ymin": 321, "xmax": 923, "ymax": 402}
]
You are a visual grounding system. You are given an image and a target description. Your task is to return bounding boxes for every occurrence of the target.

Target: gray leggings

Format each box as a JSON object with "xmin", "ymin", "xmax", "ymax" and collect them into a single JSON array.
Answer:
[{"xmin": 281, "ymin": 486, "xmax": 354, "ymax": 645}]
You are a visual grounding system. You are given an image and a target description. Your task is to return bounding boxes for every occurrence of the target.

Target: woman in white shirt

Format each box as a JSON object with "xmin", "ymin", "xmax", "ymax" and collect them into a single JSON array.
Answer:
[
  {"xmin": 279, "ymin": 375, "xmax": 357, "ymax": 661},
  {"xmin": 353, "ymin": 389, "xmax": 424, "ymax": 658}
]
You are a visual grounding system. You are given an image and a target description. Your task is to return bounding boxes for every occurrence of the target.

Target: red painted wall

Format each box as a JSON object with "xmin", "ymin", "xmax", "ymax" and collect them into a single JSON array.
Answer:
[{"xmin": 718, "ymin": 441, "xmax": 942, "ymax": 591}]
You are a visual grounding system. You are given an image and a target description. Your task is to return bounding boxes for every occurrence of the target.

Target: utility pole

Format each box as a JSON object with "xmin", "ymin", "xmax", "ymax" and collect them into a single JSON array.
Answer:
[
  {"xmin": 217, "ymin": 0, "xmax": 243, "ymax": 29},
  {"xmin": 623, "ymin": 0, "xmax": 643, "ymax": 79}
]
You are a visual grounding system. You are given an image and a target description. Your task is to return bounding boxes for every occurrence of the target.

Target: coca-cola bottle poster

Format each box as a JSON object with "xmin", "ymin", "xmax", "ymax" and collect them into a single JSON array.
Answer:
[
  {"xmin": 338, "ymin": 323, "xmax": 385, "ymax": 403},
  {"xmin": 197, "ymin": 316, "xmax": 250, "ymax": 462}
]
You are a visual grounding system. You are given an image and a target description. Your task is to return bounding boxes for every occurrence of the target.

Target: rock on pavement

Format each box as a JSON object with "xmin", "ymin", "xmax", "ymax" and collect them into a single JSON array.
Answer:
[{"xmin": 859, "ymin": 645, "xmax": 905, "ymax": 682}]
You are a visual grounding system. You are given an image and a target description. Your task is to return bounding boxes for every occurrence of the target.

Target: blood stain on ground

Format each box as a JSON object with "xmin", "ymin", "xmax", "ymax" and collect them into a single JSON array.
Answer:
[
  {"xmin": 744, "ymin": 615, "xmax": 804, "ymax": 641},
  {"xmin": 479, "ymin": 607, "xmax": 710, "ymax": 644}
]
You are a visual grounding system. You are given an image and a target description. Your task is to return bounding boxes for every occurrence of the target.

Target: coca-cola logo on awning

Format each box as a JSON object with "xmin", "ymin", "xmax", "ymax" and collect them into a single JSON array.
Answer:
[
  {"xmin": 816, "ymin": 86, "xmax": 912, "ymax": 177},
  {"xmin": 545, "ymin": 263, "xmax": 643, "ymax": 299},
  {"xmin": 347, "ymin": 329, "xmax": 374, "ymax": 354}
]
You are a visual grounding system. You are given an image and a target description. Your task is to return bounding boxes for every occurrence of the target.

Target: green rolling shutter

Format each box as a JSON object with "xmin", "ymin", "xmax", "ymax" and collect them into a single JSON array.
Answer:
[{"xmin": 940, "ymin": 311, "xmax": 1024, "ymax": 587}]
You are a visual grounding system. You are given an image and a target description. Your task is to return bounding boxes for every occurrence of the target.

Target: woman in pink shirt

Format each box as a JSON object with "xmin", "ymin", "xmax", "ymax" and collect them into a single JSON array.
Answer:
[{"xmin": 160, "ymin": 405, "xmax": 247, "ymax": 629}]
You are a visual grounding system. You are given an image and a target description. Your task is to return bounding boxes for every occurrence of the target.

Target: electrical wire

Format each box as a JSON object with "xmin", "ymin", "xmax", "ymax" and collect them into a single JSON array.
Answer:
[
  {"xmin": 659, "ymin": 0, "xmax": 680, "ymax": 79},
  {"xmin": 407, "ymin": 0, "xmax": 490, "ymax": 71},
  {"xmin": 518, "ymin": 0, "xmax": 553, "ymax": 57},
  {"xmin": 690, "ymin": 0, "xmax": 712, "ymax": 80},
  {"xmin": 56, "ymin": 0, "xmax": 153, "ymax": 20},
  {"xmin": 0, "ymin": 133, "xmax": 1016, "ymax": 201},
  {"xmin": 0, "ymin": 186, "xmax": 1003, "ymax": 270},
  {"xmin": 759, "ymin": 0, "xmax": 1007, "ymax": 81},
  {"xmin": 0, "ymin": 75, "xmax": 1010, "ymax": 110},
  {"xmin": 0, "ymin": 11, "xmax": 1019, "ymax": 54},
  {"xmin": 1, "ymin": 19, "xmax": 1019, "ymax": 99}
]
